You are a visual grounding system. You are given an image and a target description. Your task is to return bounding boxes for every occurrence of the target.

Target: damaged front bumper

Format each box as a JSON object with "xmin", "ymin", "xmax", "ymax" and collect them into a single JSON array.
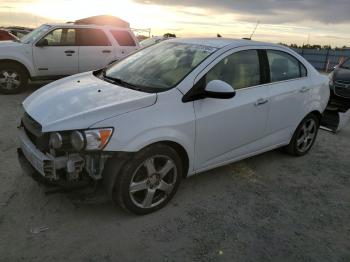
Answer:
[
  {"xmin": 17, "ymin": 126, "xmax": 110, "ymax": 188},
  {"xmin": 18, "ymin": 127, "xmax": 84, "ymax": 180}
]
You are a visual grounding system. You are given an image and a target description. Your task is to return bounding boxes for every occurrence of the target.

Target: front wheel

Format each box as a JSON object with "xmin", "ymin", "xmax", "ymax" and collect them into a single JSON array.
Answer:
[
  {"xmin": 110, "ymin": 144, "xmax": 183, "ymax": 215},
  {"xmin": 287, "ymin": 114, "xmax": 320, "ymax": 156},
  {"xmin": 0, "ymin": 63, "xmax": 28, "ymax": 94}
]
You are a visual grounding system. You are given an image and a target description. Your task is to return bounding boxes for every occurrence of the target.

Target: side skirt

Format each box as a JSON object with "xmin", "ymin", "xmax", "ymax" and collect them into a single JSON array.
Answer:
[{"xmin": 189, "ymin": 142, "xmax": 289, "ymax": 176}]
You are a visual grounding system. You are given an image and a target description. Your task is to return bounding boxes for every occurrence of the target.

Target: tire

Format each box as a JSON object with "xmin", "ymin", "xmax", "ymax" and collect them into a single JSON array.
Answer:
[
  {"xmin": 287, "ymin": 113, "xmax": 320, "ymax": 156},
  {"xmin": 0, "ymin": 62, "xmax": 28, "ymax": 94},
  {"xmin": 109, "ymin": 144, "xmax": 183, "ymax": 215}
]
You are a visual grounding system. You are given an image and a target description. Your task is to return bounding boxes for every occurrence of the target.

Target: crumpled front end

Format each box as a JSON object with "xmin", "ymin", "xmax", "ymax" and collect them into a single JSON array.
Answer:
[{"xmin": 17, "ymin": 112, "xmax": 111, "ymax": 188}]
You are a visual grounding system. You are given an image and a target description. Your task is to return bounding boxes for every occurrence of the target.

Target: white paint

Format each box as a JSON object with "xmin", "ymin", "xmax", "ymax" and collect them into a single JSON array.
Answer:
[
  {"xmin": 0, "ymin": 24, "xmax": 139, "ymax": 78},
  {"xmin": 23, "ymin": 39, "xmax": 330, "ymax": 176}
]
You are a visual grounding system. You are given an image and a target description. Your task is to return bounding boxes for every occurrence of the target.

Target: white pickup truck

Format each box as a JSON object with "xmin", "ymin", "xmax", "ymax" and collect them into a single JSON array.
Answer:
[{"xmin": 0, "ymin": 22, "xmax": 139, "ymax": 94}]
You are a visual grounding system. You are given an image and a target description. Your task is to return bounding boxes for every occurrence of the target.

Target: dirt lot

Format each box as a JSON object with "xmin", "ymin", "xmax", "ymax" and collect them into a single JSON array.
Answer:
[{"xmin": 0, "ymin": 83, "xmax": 349, "ymax": 262}]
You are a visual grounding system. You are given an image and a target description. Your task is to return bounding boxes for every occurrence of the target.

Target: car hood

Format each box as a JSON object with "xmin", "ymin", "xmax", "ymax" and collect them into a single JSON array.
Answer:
[
  {"xmin": 23, "ymin": 72, "xmax": 157, "ymax": 132},
  {"xmin": 334, "ymin": 68, "xmax": 350, "ymax": 83},
  {"xmin": 0, "ymin": 41, "xmax": 23, "ymax": 47}
]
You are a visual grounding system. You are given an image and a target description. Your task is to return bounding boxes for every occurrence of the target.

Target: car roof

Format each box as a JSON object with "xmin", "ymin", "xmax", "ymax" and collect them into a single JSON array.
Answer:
[
  {"xmin": 168, "ymin": 37, "xmax": 280, "ymax": 49},
  {"xmin": 44, "ymin": 23, "xmax": 131, "ymax": 30}
]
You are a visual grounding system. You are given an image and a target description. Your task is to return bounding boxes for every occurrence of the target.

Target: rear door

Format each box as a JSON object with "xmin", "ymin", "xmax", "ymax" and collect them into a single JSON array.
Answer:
[
  {"xmin": 77, "ymin": 28, "xmax": 114, "ymax": 72},
  {"xmin": 109, "ymin": 29, "xmax": 138, "ymax": 59},
  {"xmin": 264, "ymin": 49, "xmax": 311, "ymax": 144},
  {"xmin": 33, "ymin": 28, "xmax": 78, "ymax": 76}
]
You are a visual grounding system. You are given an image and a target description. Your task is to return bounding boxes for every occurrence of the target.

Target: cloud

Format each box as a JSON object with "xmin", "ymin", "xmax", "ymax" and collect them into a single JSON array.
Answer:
[
  {"xmin": 134, "ymin": 0, "xmax": 350, "ymax": 24},
  {"xmin": 0, "ymin": 11, "xmax": 55, "ymax": 27}
]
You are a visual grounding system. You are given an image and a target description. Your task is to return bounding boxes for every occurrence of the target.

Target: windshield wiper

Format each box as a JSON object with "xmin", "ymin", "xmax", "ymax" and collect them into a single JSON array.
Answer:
[{"xmin": 102, "ymin": 73, "xmax": 141, "ymax": 91}]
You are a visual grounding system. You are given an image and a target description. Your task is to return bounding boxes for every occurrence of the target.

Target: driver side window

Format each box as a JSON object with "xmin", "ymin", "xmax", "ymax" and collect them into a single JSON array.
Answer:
[
  {"xmin": 206, "ymin": 50, "xmax": 261, "ymax": 90},
  {"xmin": 42, "ymin": 28, "xmax": 76, "ymax": 46}
]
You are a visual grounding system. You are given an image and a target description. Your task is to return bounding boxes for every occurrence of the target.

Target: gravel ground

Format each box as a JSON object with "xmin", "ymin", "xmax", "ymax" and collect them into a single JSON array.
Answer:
[{"xmin": 0, "ymin": 83, "xmax": 349, "ymax": 262}]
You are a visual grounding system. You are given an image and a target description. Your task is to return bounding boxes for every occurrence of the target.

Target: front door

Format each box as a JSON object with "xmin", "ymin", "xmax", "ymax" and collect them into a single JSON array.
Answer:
[
  {"xmin": 33, "ymin": 28, "xmax": 78, "ymax": 76},
  {"xmin": 194, "ymin": 49, "xmax": 270, "ymax": 171}
]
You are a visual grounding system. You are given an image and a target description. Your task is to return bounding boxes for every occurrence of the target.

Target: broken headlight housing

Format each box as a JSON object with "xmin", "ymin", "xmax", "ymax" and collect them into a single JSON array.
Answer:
[{"xmin": 49, "ymin": 128, "xmax": 113, "ymax": 151}]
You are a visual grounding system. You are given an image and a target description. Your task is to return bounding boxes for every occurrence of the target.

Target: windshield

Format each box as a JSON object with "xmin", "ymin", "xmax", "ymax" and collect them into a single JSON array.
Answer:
[
  {"xmin": 340, "ymin": 58, "xmax": 350, "ymax": 69},
  {"xmin": 104, "ymin": 42, "xmax": 218, "ymax": 91},
  {"xmin": 139, "ymin": 38, "xmax": 158, "ymax": 47},
  {"xmin": 20, "ymin": 25, "xmax": 51, "ymax": 44}
]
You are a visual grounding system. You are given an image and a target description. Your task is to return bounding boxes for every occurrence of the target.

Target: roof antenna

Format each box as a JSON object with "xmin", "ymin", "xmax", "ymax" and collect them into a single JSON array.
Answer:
[{"xmin": 248, "ymin": 21, "xmax": 260, "ymax": 40}]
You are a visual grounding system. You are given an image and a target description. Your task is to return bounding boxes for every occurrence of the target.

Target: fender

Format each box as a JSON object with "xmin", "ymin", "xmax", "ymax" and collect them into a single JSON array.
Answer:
[
  {"xmin": 0, "ymin": 54, "xmax": 36, "ymax": 77},
  {"xmin": 306, "ymin": 100, "xmax": 324, "ymax": 116},
  {"xmin": 104, "ymin": 127, "xmax": 195, "ymax": 175}
]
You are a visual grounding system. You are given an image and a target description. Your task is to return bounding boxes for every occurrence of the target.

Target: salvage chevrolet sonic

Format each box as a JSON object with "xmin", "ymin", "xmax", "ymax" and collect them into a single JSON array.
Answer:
[{"xmin": 17, "ymin": 38, "xmax": 330, "ymax": 214}]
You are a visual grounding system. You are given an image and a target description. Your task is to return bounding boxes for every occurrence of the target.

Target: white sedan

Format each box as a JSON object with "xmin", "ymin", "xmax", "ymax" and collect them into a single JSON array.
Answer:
[{"xmin": 18, "ymin": 38, "xmax": 330, "ymax": 214}]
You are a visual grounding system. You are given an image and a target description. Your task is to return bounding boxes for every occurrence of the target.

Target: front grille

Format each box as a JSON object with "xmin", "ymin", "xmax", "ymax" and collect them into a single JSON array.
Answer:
[
  {"xmin": 22, "ymin": 113, "xmax": 50, "ymax": 152},
  {"xmin": 334, "ymin": 85, "xmax": 350, "ymax": 99},
  {"xmin": 335, "ymin": 80, "xmax": 350, "ymax": 86}
]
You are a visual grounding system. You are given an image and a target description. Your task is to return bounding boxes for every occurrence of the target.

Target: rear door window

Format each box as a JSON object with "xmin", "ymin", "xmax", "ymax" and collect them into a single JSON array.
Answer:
[
  {"xmin": 77, "ymin": 28, "xmax": 111, "ymax": 46},
  {"xmin": 110, "ymin": 30, "xmax": 136, "ymax": 46},
  {"xmin": 267, "ymin": 50, "xmax": 307, "ymax": 82}
]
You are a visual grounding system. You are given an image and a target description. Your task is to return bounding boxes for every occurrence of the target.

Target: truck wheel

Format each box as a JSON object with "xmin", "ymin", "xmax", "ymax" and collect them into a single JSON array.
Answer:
[
  {"xmin": 111, "ymin": 144, "xmax": 182, "ymax": 215},
  {"xmin": 287, "ymin": 114, "xmax": 320, "ymax": 156},
  {"xmin": 0, "ymin": 63, "xmax": 28, "ymax": 94}
]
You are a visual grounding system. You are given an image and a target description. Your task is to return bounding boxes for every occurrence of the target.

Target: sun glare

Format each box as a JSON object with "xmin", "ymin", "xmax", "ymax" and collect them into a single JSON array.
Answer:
[{"xmin": 22, "ymin": 0, "xmax": 177, "ymax": 33}]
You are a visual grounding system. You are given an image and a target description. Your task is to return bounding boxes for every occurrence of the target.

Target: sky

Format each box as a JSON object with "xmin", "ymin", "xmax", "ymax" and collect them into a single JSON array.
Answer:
[{"xmin": 0, "ymin": 0, "xmax": 350, "ymax": 47}]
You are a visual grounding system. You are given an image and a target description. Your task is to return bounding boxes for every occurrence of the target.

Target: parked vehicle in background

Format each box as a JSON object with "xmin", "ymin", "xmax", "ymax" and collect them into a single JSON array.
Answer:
[
  {"xmin": 6, "ymin": 27, "xmax": 32, "ymax": 39},
  {"xmin": 0, "ymin": 29, "xmax": 18, "ymax": 41},
  {"xmin": 17, "ymin": 38, "xmax": 329, "ymax": 215},
  {"xmin": 329, "ymin": 57, "xmax": 350, "ymax": 110},
  {"xmin": 321, "ymin": 57, "xmax": 350, "ymax": 132},
  {"xmin": 0, "ymin": 16, "xmax": 139, "ymax": 94},
  {"xmin": 139, "ymin": 36, "xmax": 174, "ymax": 48}
]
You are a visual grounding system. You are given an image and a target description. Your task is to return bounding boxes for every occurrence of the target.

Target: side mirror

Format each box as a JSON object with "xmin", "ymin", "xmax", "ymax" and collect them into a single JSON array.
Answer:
[
  {"xmin": 204, "ymin": 80, "xmax": 236, "ymax": 99},
  {"xmin": 36, "ymin": 38, "xmax": 48, "ymax": 47}
]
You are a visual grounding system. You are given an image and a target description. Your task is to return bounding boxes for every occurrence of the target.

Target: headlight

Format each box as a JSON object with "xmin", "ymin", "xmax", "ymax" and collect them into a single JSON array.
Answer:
[
  {"xmin": 49, "ymin": 132, "xmax": 63, "ymax": 149},
  {"xmin": 329, "ymin": 72, "xmax": 334, "ymax": 86},
  {"xmin": 71, "ymin": 131, "xmax": 85, "ymax": 151},
  {"xmin": 70, "ymin": 128, "xmax": 113, "ymax": 151}
]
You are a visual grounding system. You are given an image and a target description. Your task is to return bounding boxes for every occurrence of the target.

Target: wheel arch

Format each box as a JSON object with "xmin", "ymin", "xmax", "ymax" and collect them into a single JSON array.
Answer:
[
  {"xmin": 309, "ymin": 110, "xmax": 322, "ymax": 122},
  {"xmin": 149, "ymin": 141, "xmax": 190, "ymax": 178},
  {"xmin": 289, "ymin": 109, "xmax": 322, "ymax": 144},
  {"xmin": 0, "ymin": 59, "xmax": 32, "ymax": 78},
  {"xmin": 102, "ymin": 140, "xmax": 190, "ymax": 202}
]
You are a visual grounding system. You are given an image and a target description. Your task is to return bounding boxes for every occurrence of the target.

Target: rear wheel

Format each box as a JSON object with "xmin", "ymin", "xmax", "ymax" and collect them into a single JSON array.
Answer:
[
  {"xmin": 287, "ymin": 114, "xmax": 320, "ymax": 156},
  {"xmin": 0, "ymin": 63, "xmax": 28, "ymax": 94},
  {"xmin": 110, "ymin": 144, "xmax": 182, "ymax": 215}
]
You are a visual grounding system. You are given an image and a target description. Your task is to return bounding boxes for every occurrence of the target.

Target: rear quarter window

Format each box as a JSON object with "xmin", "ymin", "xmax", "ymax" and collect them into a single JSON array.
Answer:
[{"xmin": 110, "ymin": 30, "xmax": 136, "ymax": 46}]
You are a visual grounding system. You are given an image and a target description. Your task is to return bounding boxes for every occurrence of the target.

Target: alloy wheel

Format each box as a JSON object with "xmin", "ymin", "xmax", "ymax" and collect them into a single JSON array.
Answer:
[
  {"xmin": 0, "ymin": 70, "xmax": 21, "ymax": 90},
  {"xmin": 296, "ymin": 118, "xmax": 317, "ymax": 153},
  {"xmin": 129, "ymin": 155, "xmax": 177, "ymax": 209}
]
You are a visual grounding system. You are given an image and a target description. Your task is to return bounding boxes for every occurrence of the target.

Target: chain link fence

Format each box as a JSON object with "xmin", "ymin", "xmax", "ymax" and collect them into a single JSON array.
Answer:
[{"xmin": 291, "ymin": 48, "xmax": 350, "ymax": 72}]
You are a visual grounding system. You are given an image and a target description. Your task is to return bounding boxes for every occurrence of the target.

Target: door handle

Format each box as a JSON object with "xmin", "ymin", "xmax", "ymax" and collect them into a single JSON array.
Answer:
[
  {"xmin": 255, "ymin": 98, "xmax": 269, "ymax": 106},
  {"xmin": 102, "ymin": 50, "xmax": 111, "ymax": 53},
  {"xmin": 64, "ymin": 50, "xmax": 75, "ymax": 55},
  {"xmin": 299, "ymin": 86, "xmax": 310, "ymax": 93}
]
